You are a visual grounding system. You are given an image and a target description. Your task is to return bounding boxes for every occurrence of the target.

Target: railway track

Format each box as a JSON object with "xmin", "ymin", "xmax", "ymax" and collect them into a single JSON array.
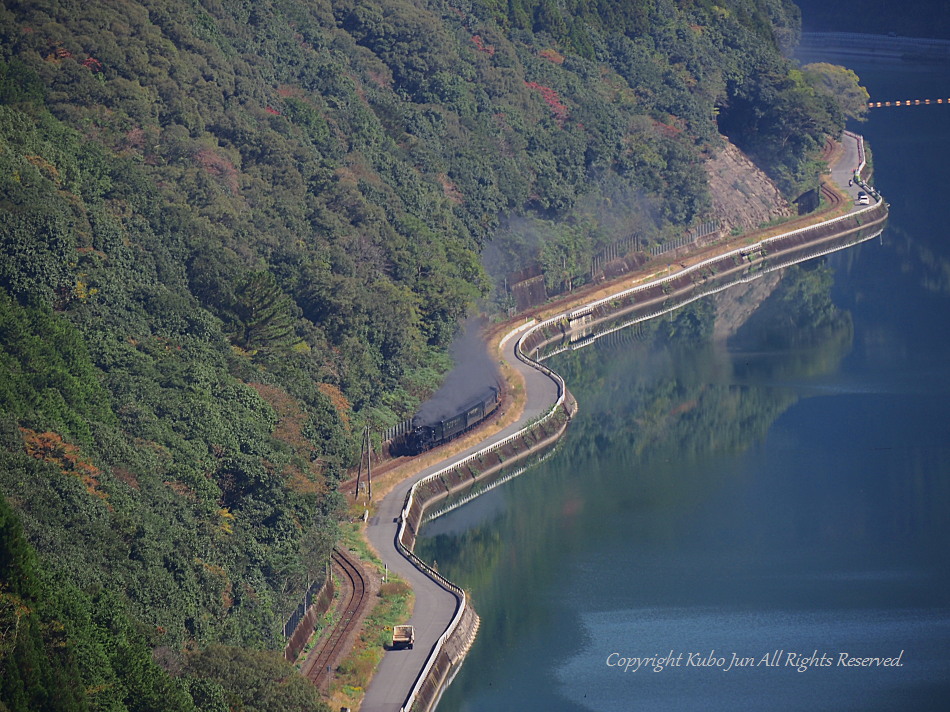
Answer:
[
  {"xmin": 302, "ymin": 547, "xmax": 369, "ymax": 688},
  {"xmin": 340, "ymin": 454, "xmax": 408, "ymax": 496},
  {"xmin": 821, "ymin": 181, "xmax": 842, "ymax": 209},
  {"xmin": 820, "ymin": 137, "xmax": 844, "ymax": 210}
]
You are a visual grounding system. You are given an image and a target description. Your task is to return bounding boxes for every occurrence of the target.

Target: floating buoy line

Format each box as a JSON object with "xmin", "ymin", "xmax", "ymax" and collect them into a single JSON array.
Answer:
[{"xmin": 869, "ymin": 98, "xmax": 950, "ymax": 108}]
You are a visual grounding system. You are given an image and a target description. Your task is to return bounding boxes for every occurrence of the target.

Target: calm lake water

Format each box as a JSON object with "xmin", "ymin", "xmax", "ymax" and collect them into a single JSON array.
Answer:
[{"xmin": 417, "ymin": 56, "xmax": 950, "ymax": 711}]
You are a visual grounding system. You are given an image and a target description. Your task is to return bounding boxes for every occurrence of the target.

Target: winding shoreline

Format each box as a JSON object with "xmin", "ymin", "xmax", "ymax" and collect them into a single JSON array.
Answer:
[{"xmin": 357, "ymin": 133, "xmax": 886, "ymax": 712}]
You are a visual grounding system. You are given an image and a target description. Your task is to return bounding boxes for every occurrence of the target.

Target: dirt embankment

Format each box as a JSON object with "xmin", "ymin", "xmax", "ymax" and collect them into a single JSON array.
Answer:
[{"xmin": 705, "ymin": 138, "xmax": 793, "ymax": 236}]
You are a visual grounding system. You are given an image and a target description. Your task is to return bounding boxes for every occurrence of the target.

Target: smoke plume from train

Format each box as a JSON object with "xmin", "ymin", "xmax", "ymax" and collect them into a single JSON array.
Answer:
[{"xmin": 414, "ymin": 317, "xmax": 501, "ymax": 426}]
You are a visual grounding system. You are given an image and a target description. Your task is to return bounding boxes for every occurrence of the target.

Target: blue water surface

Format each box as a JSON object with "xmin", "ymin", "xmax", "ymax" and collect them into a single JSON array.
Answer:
[{"xmin": 418, "ymin": 54, "xmax": 950, "ymax": 712}]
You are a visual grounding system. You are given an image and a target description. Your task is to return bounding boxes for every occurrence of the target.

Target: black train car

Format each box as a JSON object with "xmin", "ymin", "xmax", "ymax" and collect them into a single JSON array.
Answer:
[{"xmin": 399, "ymin": 387, "xmax": 500, "ymax": 456}]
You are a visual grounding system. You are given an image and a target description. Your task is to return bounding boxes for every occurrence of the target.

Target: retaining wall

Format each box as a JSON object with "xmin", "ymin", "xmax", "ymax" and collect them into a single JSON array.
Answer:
[
  {"xmin": 284, "ymin": 577, "xmax": 335, "ymax": 662},
  {"xmin": 799, "ymin": 32, "xmax": 950, "ymax": 61}
]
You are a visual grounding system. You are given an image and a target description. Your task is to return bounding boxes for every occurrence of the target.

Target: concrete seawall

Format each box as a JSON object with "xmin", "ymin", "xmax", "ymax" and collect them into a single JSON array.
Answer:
[{"xmin": 799, "ymin": 32, "xmax": 950, "ymax": 62}]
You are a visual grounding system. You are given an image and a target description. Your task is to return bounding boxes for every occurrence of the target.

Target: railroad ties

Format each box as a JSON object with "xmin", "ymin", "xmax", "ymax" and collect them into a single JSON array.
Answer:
[
  {"xmin": 302, "ymin": 548, "xmax": 368, "ymax": 689},
  {"xmin": 868, "ymin": 98, "xmax": 950, "ymax": 108}
]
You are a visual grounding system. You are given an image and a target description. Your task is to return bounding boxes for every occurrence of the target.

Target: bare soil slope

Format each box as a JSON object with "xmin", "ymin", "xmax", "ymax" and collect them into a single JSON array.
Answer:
[{"xmin": 706, "ymin": 138, "xmax": 793, "ymax": 235}]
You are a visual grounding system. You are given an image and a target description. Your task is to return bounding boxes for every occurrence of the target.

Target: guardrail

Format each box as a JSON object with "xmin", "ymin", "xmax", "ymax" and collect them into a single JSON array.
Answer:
[
  {"xmin": 844, "ymin": 130, "xmax": 884, "ymax": 204},
  {"xmin": 845, "ymin": 130, "xmax": 866, "ymax": 178},
  {"xmin": 395, "ymin": 544, "xmax": 468, "ymax": 712}
]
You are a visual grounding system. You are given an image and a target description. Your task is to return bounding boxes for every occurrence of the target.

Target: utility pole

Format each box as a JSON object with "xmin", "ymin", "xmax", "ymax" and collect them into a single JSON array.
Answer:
[
  {"xmin": 355, "ymin": 426, "xmax": 372, "ymax": 500},
  {"xmin": 354, "ymin": 427, "xmax": 364, "ymax": 498},
  {"xmin": 366, "ymin": 426, "xmax": 372, "ymax": 501}
]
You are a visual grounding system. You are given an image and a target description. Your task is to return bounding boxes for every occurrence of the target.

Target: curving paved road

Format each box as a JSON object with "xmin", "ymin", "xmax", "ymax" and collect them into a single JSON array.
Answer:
[
  {"xmin": 360, "ymin": 325, "xmax": 560, "ymax": 712},
  {"xmin": 359, "ymin": 131, "xmax": 869, "ymax": 711},
  {"xmin": 835, "ymin": 131, "xmax": 870, "ymax": 207}
]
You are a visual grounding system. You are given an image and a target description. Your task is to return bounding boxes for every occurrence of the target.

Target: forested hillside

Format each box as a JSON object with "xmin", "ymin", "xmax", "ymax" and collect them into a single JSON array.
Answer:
[{"xmin": 1, "ymin": 1, "xmax": 855, "ymax": 709}]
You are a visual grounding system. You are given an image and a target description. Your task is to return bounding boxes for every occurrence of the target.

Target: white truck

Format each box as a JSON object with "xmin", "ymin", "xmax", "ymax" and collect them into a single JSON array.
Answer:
[{"xmin": 392, "ymin": 624, "xmax": 415, "ymax": 650}]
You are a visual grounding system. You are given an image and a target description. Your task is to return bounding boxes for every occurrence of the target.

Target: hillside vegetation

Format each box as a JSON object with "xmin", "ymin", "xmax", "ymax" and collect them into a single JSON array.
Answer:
[{"xmin": 0, "ymin": 1, "xmax": 857, "ymax": 709}]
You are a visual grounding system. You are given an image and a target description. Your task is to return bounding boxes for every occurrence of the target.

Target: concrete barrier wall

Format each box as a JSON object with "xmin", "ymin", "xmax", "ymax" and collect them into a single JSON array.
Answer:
[
  {"xmin": 799, "ymin": 32, "xmax": 950, "ymax": 60},
  {"xmin": 284, "ymin": 577, "xmax": 335, "ymax": 662}
]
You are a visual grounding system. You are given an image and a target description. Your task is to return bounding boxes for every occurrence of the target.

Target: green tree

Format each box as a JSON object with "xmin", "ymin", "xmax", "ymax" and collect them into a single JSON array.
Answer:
[
  {"xmin": 802, "ymin": 62, "xmax": 870, "ymax": 122},
  {"xmin": 230, "ymin": 271, "xmax": 299, "ymax": 349},
  {"xmin": 185, "ymin": 645, "xmax": 328, "ymax": 712}
]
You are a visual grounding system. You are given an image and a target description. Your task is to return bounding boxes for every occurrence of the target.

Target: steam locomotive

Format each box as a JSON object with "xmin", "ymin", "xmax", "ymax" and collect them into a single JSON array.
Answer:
[{"xmin": 394, "ymin": 387, "xmax": 500, "ymax": 456}]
